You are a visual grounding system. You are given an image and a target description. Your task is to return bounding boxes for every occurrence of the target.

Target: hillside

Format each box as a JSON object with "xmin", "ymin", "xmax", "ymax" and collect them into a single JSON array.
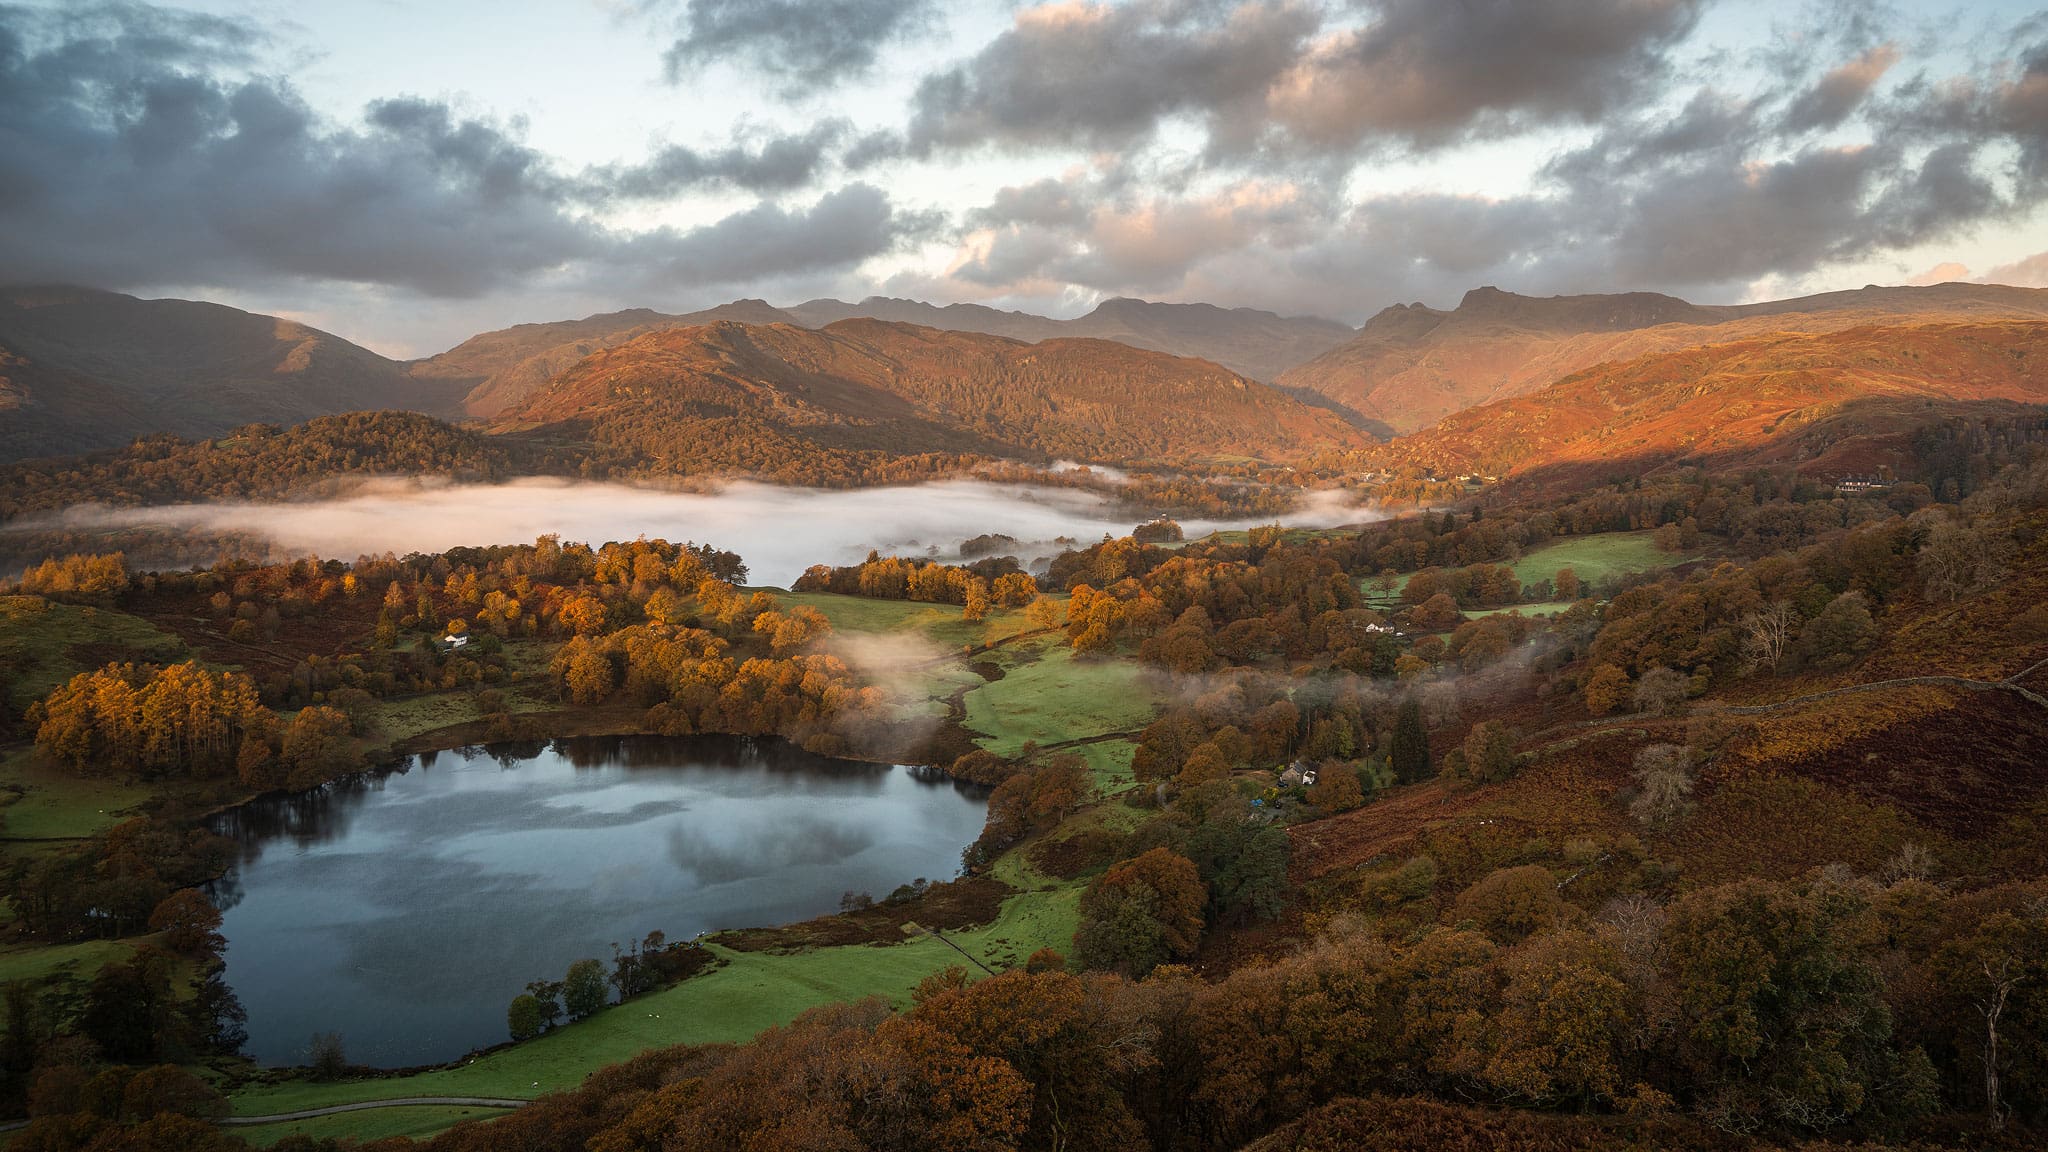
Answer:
[
  {"xmin": 1382, "ymin": 320, "xmax": 2048, "ymax": 487},
  {"xmin": 790, "ymin": 296, "xmax": 1355, "ymax": 383},
  {"xmin": 1282, "ymin": 282, "xmax": 2048, "ymax": 434},
  {"xmin": 498, "ymin": 318, "xmax": 1369, "ymax": 481},
  {"xmin": 409, "ymin": 299, "xmax": 801, "ymax": 417},
  {"xmin": 0, "ymin": 286, "xmax": 470, "ymax": 463},
  {"xmin": 435, "ymin": 295, "xmax": 1354, "ymax": 417}
]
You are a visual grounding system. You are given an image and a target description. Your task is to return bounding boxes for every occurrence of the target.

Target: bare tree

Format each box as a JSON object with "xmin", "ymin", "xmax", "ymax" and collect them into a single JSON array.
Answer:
[
  {"xmin": 1739, "ymin": 601, "xmax": 1795, "ymax": 676},
  {"xmin": 1980, "ymin": 952, "xmax": 2020, "ymax": 1130},
  {"xmin": 1633, "ymin": 666, "xmax": 1690, "ymax": 715},
  {"xmin": 1630, "ymin": 744, "xmax": 1694, "ymax": 827}
]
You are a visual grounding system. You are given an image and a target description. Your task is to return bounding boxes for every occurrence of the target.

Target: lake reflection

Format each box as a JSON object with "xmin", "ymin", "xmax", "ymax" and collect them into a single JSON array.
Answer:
[{"xmin": 209, "ymin": 735, "xmax": 987, "ymax": 1068}]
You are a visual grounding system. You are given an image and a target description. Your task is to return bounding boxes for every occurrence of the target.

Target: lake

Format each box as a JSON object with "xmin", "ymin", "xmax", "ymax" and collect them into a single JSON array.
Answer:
[{"xmin": 207, "ymin": 735, "xmax": 988, "ymax": 1068}]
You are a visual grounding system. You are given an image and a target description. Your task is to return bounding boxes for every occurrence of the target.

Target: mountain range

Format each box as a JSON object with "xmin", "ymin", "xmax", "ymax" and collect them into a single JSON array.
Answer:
[
  {"xmin": 415, "ymin": 294, "xmax": 1355, "ymax": 417},
  {"xmin": 1279, "ymin": 282, "xmax": 2048, "ymax": 435},
  {"xmin": 1381, "ymin": 320, "xmax": 2048, "ymax": 491},
  {"xmin": 493, "ymin": 318, "xmax": 1367, "ymax": 480},
  {"xmin": 4, "ymin": 281, "xmax": 2047, "ymax": 490},
  {"xmin": 0, "ymin": 286, "xmax": 467, "ymax": 462}
]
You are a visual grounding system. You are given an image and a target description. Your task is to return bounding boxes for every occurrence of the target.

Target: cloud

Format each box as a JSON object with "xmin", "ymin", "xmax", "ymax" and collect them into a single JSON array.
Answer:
[
  {"xmin": 0, "ymin": 4, "xmax": 913, "ymax": 301},
  {"xmin": 1982, "ymin": 250, "xmax": 2048, "ymax": 287},
  {"xmin": 1904, "ymin": 261, "xmax": 1973, "ymax": 285},
  {"xmin": 907, "ymin": 0, "xmax": 1702, "ymax": 160},
  {"xmin": 1782, "ymin": 42, "xmax": 1900, "ymax": 132},
  {"xmin": 617, "ymin": 183, "xmax": 932, "ymax": 289},
  {"xmin": 907, "ymin": 0, "xmax": 1319, "ymax": 155},
  {"xmin": 907, "ymin": 9, "xmax": 2048, "ymax": 321},
  {"xmin": 1265, "ymin": 0, "xmax": 1705, "ymax": 152},
  {"xmin": 661, "ymin": 0, "xmax": 937, "ymax": 98},
  {"xmin": 0, "ymin": 8, "xmax": 596, "ymax": 296},
  {"xmin": 593, "ymin": 121, "xmax": 851, "ymax": 197}
]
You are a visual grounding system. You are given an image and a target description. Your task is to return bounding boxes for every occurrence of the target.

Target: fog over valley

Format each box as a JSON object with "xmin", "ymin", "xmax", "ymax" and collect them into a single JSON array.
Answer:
[{"xmin": 32, "ymin": 477, "xmax": 1379, "ymax": 586}]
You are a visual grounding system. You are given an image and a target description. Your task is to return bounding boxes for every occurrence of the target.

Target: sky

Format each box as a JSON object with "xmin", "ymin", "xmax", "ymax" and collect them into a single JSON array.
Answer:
[{"xmin": 3, "ymin": 0, "xmax": 2047, "ymax": 357}]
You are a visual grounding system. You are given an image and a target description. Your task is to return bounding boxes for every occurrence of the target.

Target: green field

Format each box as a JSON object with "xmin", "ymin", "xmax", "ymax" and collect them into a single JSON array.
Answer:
[
  {"xmin": 1064, "ymin": 738, "xmax": 1140, "ymax": 795},
  {"xmin": 0, "ymin": 746, "xmax": 154, "ymax": 844},
  {"xmin": 0, "ymin": 937, "xmax": 134, "ymax": 985},
  {"xmin": 960, "ymin": 639, "xmax": 1165, "ymax": 756},
  {"xmin": 775, "ymin": 592, "xmax": 1047, "ymax": 651},
  {"xmin": 1462, "ymin": 601, "xmax": 1572, "ymax": 620},
  {"xmin": 1509, "ymin": 531, "xmax": 1695, "ymax": 590},
  {"xmin": 225, "ymin": 879, "xmax": 1081, "ymax": 1116},
  {"xmin": 0, "ymin": 596, "xmax": 189, "ymax": 712},
  {"xmin": 1365, "ymin": 531, "xmax": 1697, "ymax": 611}
]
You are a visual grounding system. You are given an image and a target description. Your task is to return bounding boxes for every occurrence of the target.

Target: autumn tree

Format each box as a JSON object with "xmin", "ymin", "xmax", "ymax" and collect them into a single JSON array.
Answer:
[
  {"xmin": 146, "ymin": 890, "xmax": 223, "ymax": 958},
  {"xmin": 1554, "ymin": 566, "xmax": 1581, "ymax": 600},
  {"xmin": 1308, "ymin": 763, "xmax": 1365, "ymax": 812},
  {"xmin": 1665, "ymin": 878, "xmax": 1936, "ymax": 1133},
  {"xmin": 1462, "ymin": 721, "xmax": 1518, "ymax": 784},
  {"xmin": 280, "ymin": 706, "xmax": 355, "ymax": 790},
  {"xmin": 1478, "ymin": 929, "xmax": 1637, "ymax": 1107},
  {"xmin": 1073, "ymin": 847, "xmax": 1206, "ymax": 977},
  {"xmin": 32, "ymin": 662, "xmax": 267, "ymax": 779},
  {"xmin": 961, "ymin": 578, "xmax": 992, "ymax": 622},
  {"xmin": 551, "ymin": 637, "xmax": 615, "ymax": 704},
  {"xmin": 1581, "ymin": 664, "xmax": 1630, "ymax": 717}
]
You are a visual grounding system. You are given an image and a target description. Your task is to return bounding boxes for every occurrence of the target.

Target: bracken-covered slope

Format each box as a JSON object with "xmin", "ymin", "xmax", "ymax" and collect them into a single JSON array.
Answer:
[
  {"xmin": 1282, "ymin": 282, "xmax": 2048, "ymax": 434},
  {"xmin": 435, "ymin": 295, "xmax": 1355, "ymax": 418},
  {"xmin": 0, "ymin": 286, "xmax": 470, "ymax": 463},
  {"xmin": 1382, "ymin": 321, "xmax": 2048, "ymax": 488},
  {"xmin": 497, "ymin": 318, "xmax": 1370, "ymax": 482},
  {"xmin": 409, "ymin": 299, "xmax": 802, "ymax": 418}
]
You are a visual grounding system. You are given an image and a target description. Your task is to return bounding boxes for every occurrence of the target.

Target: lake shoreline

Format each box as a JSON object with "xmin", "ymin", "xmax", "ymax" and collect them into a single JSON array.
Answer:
[{"xmin": 209, "ymin": 733, "xmax": 990, "ymax": 1069}]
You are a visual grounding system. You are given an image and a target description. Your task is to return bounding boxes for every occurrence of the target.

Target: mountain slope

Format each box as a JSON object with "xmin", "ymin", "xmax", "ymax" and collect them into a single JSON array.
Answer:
[
  {"xmin": 788, "ymin": 296, "xmax": 1355, "ymax": 383},
  {"xmin": 1283, "ymin": 282, "xmax": 2048, "ymax": 435},
  {"xmin": 0, "ymin": 286, "xmax": 469, "ymax": 462},
  {"xmin": 437, "ymin": 296, "xmax": 1355, "ymax": 417},
  {"xmin": 498, "ymin": 319, "xmax": 1369, "ymax": 482},
  {"xmin": 1382, "ymin": 321, "xmax": 2048, "ymax": 488},
  {"xmin": 409, "ymin": 299, "xmax": 801, "ymax": 418}
]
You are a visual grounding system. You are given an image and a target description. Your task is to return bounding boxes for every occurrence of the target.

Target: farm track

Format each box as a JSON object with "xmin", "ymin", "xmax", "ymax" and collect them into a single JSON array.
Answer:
[
  {"xmin": 0, "ymin": 1094, "xmax": 537, "ymax": 1135},
  {"xmin": 217, "ymin": 1097, "xmax": 530, "ymax": 1125}
]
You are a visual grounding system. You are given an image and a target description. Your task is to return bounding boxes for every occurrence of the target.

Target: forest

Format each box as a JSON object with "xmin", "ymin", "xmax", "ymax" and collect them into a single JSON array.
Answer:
[{"xmin": 0, "ymin": 420, "xmax": 2043, "ymax": 1152}]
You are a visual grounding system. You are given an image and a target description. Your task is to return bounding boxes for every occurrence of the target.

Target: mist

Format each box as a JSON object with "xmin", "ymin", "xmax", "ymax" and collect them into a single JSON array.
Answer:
[{"xmin": 32, "ymin": 477, "xmax": 1382, "ymax": 587}]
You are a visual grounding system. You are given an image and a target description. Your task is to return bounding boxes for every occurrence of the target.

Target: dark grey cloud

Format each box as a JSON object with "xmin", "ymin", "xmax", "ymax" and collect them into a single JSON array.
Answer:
[
  {"xmin": 0, "ymin": 4, "xmax": 915, "ymax": 301},
  {"xmin": 906, "ymin": 0, "xmax": 1703, "ymax": 159},
  {"xmin": 594, "ymin": 120, "xmax": 851, "ymax": 198},
  {"xmin": 1782, "ymin": 42, "xmax": 1899, "ymax": 132},
  {"xmin": 661, "ymin": 0, "xmax": 936, "ymax": 99},
  {"xmin": 907, "ymin": 0, "xmax": 1318, "ymax": 155},
  {"xmin": 619, "ymin": 183, "xmax": 934, "ymax": 289},
  {"xmin": 0, "ymin": 6, "xmax": 594, "ymax": 296},
  {"xmin": 1267, "ymin": 0, "xmax": 1706, "ymax": 151}
]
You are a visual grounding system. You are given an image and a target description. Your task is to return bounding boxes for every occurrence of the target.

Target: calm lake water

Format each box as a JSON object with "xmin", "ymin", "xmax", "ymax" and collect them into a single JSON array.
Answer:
[{"xmin": 208, "ymin": 735, "xmax": 987, "ymax": 1068}]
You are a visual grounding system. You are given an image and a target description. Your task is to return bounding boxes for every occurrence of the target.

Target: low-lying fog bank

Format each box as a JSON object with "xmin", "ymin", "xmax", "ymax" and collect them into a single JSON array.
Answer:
[{"xmin": 36, "ymin": 478, "xmax": 1381, "ymax": 586}]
